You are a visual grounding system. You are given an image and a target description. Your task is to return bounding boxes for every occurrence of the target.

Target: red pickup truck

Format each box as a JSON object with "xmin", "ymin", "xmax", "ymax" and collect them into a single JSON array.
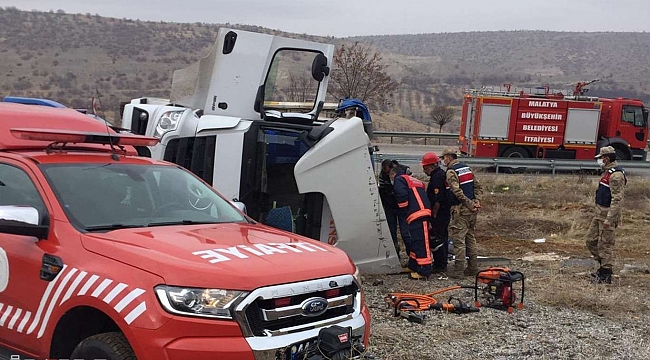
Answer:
[{"xmin": 0, "ymin": 103, "xmax": 368, "ymax": 360}]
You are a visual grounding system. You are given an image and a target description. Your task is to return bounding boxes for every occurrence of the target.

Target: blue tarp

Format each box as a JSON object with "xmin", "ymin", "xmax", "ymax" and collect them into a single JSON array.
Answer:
[
  {"xmin": 336, "ymin": 98, "xmax": 371, "ymax": 122},
  {"xmin": 2, "ymin": 96, "xmax": 67, "ymax": 108}
]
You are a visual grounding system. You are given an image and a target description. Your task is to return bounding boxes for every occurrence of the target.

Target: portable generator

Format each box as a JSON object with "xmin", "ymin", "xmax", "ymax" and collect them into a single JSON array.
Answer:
[{"xmin": 474, "ymin": 267, "xmax": 525, "ymax": 313}]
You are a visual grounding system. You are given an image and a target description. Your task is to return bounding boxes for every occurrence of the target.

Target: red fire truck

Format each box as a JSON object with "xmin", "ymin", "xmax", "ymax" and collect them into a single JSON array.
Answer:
[{"xmin": 459, "ymin": 83, "xmax": 649, "ymax": 161}]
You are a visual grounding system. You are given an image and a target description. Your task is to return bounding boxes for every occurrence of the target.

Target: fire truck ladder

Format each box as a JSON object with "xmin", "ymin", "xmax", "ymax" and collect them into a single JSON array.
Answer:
[{"xmin": 464, "ymin": 83, "xmax": 599, "ymax": 102}]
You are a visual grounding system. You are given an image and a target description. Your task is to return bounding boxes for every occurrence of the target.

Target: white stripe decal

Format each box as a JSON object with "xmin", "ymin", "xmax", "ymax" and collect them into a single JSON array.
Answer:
[
  {"xmin": 60, "ymin": 271, "xmax": 87, "ymax": 305},
  {"xmin": 459, "ymin": 180, "xmax": 474, "ymax": 185},
  {"xmin": 103, "ymin": 283, "xmax": 128, "ymax": 304},
  {"xmin": 114, "ymin": 288, "xmax": 145, "ymax": 313},
  {"xmin": 17, "ymin": 311, "xmax": 31, "ymax": 333},
  {"xmin": 8, "ymin": 308, "xmax": 22, "ymax": 330},
  {"xmin": 37, "ymin": 268, "xmax": 78, "ymax": 338},
  {"xmin": 78, "ymin": 274, "xmax": 100, "ymax": 296},
  {"xmin": 0, "ymin": 305, "xmax": 13, "ymax": 326},
  {"xmin": 91, "ymin": 279, "xmax": 113, "ymax": 298},
  {"xmin": 124, "ymin": 301, "xmax": 146, "ymax": 325},
  {"xmin": 27, "ymin": 264, "xmax": 68, "ymax": 335},
  {"xmin": 0, "ymin": 303, "xmax": 4, "ymax": 313}
]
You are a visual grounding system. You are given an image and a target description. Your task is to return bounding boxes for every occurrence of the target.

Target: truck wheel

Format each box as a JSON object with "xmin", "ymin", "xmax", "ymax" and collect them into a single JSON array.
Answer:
[
  {"xmin": 501, "ymin": 146, "xmax": 529, "ymax": 158},
  {"xmin": 614, "ymin": 147, "xmax": 629, "ymax": 161},
  {"xmin": 69, "ymin": 332, "xmax": 136, "ymax": 360}
]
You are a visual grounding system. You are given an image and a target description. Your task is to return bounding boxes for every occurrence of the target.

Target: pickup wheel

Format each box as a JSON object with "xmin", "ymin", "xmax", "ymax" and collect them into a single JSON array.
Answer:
[{"xmin": 69, "ymin": 332, "xmax": 136, "ymax": 360}]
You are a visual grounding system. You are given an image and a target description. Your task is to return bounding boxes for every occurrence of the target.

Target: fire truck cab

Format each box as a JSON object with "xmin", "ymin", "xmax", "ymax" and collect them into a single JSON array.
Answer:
[
  {"xmin": 121, "ymin": 28, "xmax": 400, "ymax": 275},
  {"xmin": 459, "ymin": 85, "xmax": 649, "ymax": 161},
  {"xmin": 0, "ymin": 103, "xmax": 369, "ymax": 360}
]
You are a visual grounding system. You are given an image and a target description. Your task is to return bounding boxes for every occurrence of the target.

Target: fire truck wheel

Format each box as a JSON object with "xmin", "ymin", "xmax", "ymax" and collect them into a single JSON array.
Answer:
[
  {"xmin": 614, "ymin": 147, "xmax": 629, "ymax": 161},
  {"xmin": 69, "ymin": 332, "xmax": 136, "ymax": 360},
  {"xmin": 501, "ymin": 146, "xmax": 529, "ymax": 158}
]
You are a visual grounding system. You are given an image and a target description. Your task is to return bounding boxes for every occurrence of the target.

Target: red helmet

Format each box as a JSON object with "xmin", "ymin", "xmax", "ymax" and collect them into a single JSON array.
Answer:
[{"xmin": 420, "ymin": 152, "xmax": 440, "ymax": 166}]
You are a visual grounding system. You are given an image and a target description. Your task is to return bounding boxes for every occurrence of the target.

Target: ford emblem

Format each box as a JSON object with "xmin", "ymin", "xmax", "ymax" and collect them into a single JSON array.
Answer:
[{"xmin": 301, "ymin": 297, "xmax": 329, "ymax": 317}]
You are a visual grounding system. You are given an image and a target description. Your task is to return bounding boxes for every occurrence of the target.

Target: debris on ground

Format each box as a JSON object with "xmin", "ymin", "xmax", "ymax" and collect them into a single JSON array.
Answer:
[{"xmin": 520, "ymin": 252, "xmax": 570, "ymax": 262}]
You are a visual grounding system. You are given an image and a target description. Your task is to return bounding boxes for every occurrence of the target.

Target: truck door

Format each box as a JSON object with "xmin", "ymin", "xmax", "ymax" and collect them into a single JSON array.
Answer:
[
  {"xmin": 292, "ymin": 118, "xmax": 402, "ymax": 275},
  {"xmin": 619, "ymin": 104, "xmax": 648, "ymax": 155},
  {"xmin": 0, "ymin": 161, "xmax": 56, "ymax": 355},
  {"xmin": 169, "ymin": 27, "xmax": 334, "ymax": 122}
]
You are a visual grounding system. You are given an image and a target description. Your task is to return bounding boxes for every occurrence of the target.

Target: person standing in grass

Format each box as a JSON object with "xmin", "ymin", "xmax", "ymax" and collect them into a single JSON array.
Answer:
[{"xmin": 586, "ymin": 146, "xmax": 627, "ymax": 284}]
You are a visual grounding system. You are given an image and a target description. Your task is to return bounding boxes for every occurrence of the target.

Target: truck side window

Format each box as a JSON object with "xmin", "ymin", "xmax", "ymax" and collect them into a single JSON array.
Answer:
[
  {"xmin": 622, "ymin": 106, "xmax": 644, "ymax": 127},
  {"xmin": 0, "ymin": 164, "xmax": 47, "ymax": 223}
]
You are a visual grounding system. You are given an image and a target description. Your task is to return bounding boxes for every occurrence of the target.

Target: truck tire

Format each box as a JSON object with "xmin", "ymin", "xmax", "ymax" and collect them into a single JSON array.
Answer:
[
  {"xmin": 614, "ymin": 147, "xmax": 629, "ymax": 161},
  {"xmin": 69, "ymin": 332, "xmax": 136, "ymax": 360},
  {"xmin": 501, "ymin": 146, "xmax": 529, "ymax": 158}
]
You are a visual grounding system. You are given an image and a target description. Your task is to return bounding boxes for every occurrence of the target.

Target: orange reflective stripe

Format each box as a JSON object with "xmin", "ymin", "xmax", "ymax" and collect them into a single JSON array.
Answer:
[
  {"xmin": 407, "ymin": 209, "xmax": 431, "ymax": 223},
  {"xmin": 422, "ymin": 222, "xmax": 432, "ymax": 264},
  {"xmin": 398, "ymin": 201, "xmax": 408, "ymax": 208},
  {"xmin": 413, "ymin": 189, "xmax": 425, "ymax": 210}
]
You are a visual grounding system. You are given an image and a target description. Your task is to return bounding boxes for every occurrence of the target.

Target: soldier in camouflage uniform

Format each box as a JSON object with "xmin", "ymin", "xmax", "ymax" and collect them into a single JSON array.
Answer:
[
  {"xmin": 441, "ymin": 147, "xmax": 484, "ymax": 278},
  {"xmin": 586, "ymin": 146, "xmax": 627, "ymax": 284}
]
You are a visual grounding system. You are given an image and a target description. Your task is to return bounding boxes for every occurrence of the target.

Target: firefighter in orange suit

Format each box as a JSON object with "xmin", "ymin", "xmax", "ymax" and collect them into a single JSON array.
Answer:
[{"xmin": 389, "ymin": 166, "xmax": 433, "ymax": 279}]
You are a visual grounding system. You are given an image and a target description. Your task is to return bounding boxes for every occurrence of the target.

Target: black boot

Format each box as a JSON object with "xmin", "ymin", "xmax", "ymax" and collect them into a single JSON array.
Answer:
[{"xmin": 598, "ymin": 268, "xmax": 612, "ymax": 284}]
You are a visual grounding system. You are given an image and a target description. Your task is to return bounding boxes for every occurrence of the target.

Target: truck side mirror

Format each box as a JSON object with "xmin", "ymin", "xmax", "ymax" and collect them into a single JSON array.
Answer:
[
  {"xmin": 643, "ymin": 108, "xmax": 649, "ymax": 124},
  {"xmin": 0, "ymin": 206, "xmax": 49, "ymax": 239},
  {"xmin": 311, "ymin": 53, "xmax": 330, "ymax": 82}
]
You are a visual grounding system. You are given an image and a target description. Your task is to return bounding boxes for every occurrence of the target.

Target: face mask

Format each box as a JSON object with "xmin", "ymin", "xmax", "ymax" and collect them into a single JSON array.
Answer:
[
  {"xmin": 439, "ymin": 160, "xmax": 447, "ymax": 171},
  {"xmin": 597, "ymin": 158, "xmax": 605, "ymax": 168}
]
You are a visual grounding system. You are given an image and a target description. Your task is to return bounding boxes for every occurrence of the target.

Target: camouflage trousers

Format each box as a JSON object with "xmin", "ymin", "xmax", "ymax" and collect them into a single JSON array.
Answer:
[
  {"xmin": 449, "ymin": 205, "xmax": 478, "ymax": 271},
  {"xmin": 585, "ymin": 205, "xmax": 619, "ymax": 270}
]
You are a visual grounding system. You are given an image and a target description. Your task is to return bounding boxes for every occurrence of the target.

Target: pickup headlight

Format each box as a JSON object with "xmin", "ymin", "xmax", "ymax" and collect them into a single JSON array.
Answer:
[
  {"xmin": 154, "ymin": 110, "xmax": 184, "ymax": 138},
  {"xmin": 155, "ymin": 285, "xmax": 247, "ymax": 319}
]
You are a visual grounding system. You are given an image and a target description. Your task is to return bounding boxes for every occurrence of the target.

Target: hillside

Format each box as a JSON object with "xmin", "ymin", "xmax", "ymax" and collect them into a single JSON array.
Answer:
[{"xmin": 1, "ymin": 8, "xmax": 650, "ymax": 130}]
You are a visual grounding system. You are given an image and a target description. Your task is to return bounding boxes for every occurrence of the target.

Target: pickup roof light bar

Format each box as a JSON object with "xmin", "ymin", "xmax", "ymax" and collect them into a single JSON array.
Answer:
[{"xmin": 10, "ymin": 128, "xmax": 160, "ymax": 147}]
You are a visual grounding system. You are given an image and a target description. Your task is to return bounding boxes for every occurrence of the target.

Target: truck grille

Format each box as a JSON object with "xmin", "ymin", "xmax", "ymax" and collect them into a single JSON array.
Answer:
[
  {"xmin": 235, "ymin": 275, "xmax": 360, "ymax": 337},
  {"xmin": 130, "ymin": 108, "xmax": 149, "ymax": 135}
]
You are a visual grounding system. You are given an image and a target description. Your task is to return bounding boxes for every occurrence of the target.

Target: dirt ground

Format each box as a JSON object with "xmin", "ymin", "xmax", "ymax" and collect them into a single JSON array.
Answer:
[{"xmin": 362, "ymin": 173, "xmax": 650, "ymax": 360}]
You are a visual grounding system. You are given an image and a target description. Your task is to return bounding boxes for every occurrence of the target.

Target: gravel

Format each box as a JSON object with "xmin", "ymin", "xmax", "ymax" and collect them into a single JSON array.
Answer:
[{"xmin": 361, "ymin": 264, "xmax": 650, "ymax": 360}]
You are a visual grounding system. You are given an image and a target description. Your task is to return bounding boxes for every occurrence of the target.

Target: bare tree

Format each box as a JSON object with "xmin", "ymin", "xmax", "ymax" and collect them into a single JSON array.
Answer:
[
  {"xmin": 430, "ymin": 105, "xmax": 456, "ymax": 144},
  {"xmin": 328, "ymin": 42, "xmax": 398, "ymax": 108},
  {"xmin": 287, "ymin": 73, "xmax": 313, "ymax": 102}
]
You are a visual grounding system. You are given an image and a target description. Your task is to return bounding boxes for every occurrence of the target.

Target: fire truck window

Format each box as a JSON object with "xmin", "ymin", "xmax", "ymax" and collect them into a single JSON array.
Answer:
[
  {"xmin": 0, "ymin": 164, "xmax": 47, "ymax": 224},
  {"xmin": 622, "ymin": 106, "xmax": 644, "ymax": 127},
  {"xmin": 263, "ymin": 49, "xmax": 321, "ymax": 112}
]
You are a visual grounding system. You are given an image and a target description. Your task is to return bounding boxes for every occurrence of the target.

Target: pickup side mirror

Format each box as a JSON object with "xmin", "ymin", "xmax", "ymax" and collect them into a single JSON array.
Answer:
[
  {"xmin": 311, "ymin": 53, "xmax": 330, "ymax": 82},
  {"xmin": 0, "ymin": 206, "xmax": 49, "ymax": 240},
  {"xmin": 231, "ymin": 199, "xmax": 247, "ymax": 214}
]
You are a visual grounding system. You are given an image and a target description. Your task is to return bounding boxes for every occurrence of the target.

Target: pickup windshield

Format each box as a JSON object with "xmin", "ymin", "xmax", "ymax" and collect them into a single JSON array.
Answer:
[{"xmin": 40, "ymin": 163, "xmax": 246, "ymax": 232}]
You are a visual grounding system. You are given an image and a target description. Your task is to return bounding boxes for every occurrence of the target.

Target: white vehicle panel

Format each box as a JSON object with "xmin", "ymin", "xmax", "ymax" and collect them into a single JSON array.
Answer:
[
  {"xmin": 565, "ymin": 108, "xmax": 600, "ymax": 144},
  {"xmin": 294, "ymin": 117, "xmax": 400, "ymax": 274},
  {"xmin": 478, "ymin": 104, "xmax": 511, "ymax": 139}
]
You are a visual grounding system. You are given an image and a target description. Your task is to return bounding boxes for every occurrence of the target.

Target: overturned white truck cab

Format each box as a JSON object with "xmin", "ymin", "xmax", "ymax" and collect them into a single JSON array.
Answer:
[{"xmin": 121, "ymin": 28, "xmax": 400, "ymax": 274}]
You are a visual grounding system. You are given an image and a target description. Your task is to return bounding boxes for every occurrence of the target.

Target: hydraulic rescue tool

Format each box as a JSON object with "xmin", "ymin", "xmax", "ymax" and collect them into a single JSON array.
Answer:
[
  {"xmin": 474, "ymin": 267, "xmax": 525, "ymax": 313},
  {"xmin": 385, "ymin": 267, "xmax": 526, "ymax": 323},
  {"xmin": 385, "ymin": 286, "xmax": 480, "ymax": 324}
]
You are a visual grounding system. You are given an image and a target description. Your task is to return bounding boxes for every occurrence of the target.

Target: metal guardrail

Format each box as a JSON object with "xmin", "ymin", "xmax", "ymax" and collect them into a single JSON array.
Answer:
[
  {"xmin": 373, "ymin": 131, "xmax": 458, "ymax": 145},
  {"xmin": 374, "ymin": 153, "xmax": 650, "ymax": 174}
]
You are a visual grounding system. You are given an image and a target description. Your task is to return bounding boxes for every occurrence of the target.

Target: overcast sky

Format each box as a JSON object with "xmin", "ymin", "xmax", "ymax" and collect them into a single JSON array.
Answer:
[{"xmin": 2, "ymin": 0, "xmax": 649, "ymax": 37}]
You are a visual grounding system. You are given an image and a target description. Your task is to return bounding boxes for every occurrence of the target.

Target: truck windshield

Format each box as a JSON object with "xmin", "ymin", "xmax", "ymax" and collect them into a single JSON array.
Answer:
[
  {"xmin": 622, "ymin": 105, "xmax": 646, "ymax": 127},
  {"xmin": 40, "ymin": 163, "xmax": 247, "ymax": 232}
]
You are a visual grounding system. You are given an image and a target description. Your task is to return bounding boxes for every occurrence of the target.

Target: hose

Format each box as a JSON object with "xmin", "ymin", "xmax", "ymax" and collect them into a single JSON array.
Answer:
[{"xmin": 385, "ymin": 285, "xmax": 477, "ymax": 312}]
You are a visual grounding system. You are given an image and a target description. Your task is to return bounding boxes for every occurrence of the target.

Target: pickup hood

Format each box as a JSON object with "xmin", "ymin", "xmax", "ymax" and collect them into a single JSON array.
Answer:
[{"xmin": 82, "ymin": 223, "xmax": 355, "ymax": 291}]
